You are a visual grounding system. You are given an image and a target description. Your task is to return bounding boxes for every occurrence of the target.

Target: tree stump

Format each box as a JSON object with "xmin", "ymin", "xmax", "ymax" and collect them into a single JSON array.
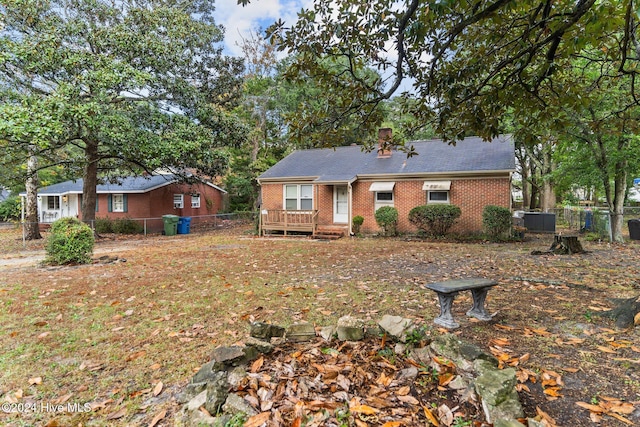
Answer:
[
  {"xmin": 549, "ymin": 234, "xmax": 585, "ymax": 254},
  {"xmin": 599, "ymin": 296, "xmax": 640, "ymax": 329}
]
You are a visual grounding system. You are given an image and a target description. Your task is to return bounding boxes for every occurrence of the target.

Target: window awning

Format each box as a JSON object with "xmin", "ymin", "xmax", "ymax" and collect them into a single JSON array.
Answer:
[
  {"xmin": 369, "ymin": 182, "xmax": 395, "ymax": 192},
  {"xmin": 422, "ymin": 180, "xmax": 451, "ymax": 191}
]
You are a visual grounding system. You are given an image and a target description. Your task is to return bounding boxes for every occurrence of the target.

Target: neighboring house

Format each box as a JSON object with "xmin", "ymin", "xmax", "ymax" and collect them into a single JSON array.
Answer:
[
  {"xmin": 20, "ymin": 174, "xmax": 227, "ymax": 227},
  {"xmin": 257, "ymin": 129, "xmax": 515, "ymax": 236},
  {"xmin": 0, "ymin": 188, "xmax": 9, "ymax": 203}
]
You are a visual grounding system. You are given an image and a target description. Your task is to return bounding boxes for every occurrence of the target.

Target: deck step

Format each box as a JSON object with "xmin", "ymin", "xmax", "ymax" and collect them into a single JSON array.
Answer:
[{"xmin": 313, "ymin": 229, "xmax": 345, "ymax": 240}]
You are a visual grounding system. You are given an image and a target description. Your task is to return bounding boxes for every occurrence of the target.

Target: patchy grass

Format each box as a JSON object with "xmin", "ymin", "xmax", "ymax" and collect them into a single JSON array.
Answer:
[{"xmin": 0, "ymin": 226, "xmax": 639, "ymax": 426}]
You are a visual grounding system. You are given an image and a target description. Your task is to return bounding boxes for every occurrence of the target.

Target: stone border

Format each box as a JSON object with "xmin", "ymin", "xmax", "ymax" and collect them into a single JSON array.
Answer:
[{"xmin": 175, "ymin": 315, "xmax": 532, "ymax": 427}]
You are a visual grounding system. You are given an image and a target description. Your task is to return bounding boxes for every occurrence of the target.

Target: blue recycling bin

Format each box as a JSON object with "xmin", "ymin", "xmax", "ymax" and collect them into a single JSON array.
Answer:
[
  {"xmin": 177, "ymin": 216, "xmax": 191, "ymax": 234},
  {"xmin": 584, "ymin": 210, "xmax": 593, "ymax": 231}
]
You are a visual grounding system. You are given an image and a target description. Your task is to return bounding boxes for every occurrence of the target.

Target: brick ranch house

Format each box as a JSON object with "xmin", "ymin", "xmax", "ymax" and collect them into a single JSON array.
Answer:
[
  {"xmin": 21, "ymin": 174, "xmax": 226, "ymax": 231},
  {"xmin": 257, "ymin": 130, "xmax": 515, "ymax": 237}
]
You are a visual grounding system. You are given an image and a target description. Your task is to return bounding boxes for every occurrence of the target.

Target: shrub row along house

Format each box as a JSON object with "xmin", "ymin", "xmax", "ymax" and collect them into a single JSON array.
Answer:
[
  {"xmin": 20, "ymin": 174, "xmax": 226, "ymax": 232},
  {"xmin": 258, "ymin": 129, "xmax": 515, "ymax": 237}
]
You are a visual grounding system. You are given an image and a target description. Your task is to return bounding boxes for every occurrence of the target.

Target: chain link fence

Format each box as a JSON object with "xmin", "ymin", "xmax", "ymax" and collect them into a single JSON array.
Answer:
[
  {"xmin": 549, "ymin": 206, "xmax": 640, "ymax": 241},
  {"xmin": 14, "ymin": 212, "xmax": 258, "ymax": 241}
]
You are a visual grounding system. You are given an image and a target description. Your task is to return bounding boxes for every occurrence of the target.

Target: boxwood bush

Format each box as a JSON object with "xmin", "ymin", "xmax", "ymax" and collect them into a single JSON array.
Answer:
[
  {"xmin": 95, "ymin": 217, "xmax": 143, "ymax": 234},
  {"xmin": 408, "ymin": 204, "xmax": 461, "ymax": 236},
  {"xmin": 112, "ymin": 217, "xmax": 143, "ymax": 234},
  {"xmin": 94, "ymin": 217, "xmax": 113, "ymax": 234},
  {"xmin": 482, "ymin": 205, "xmax": 512, "ymax": 239},
  {"xmin": 45, "ymin": 217, "xmax": 95, "ymax": 265},
  {"xmin": 352, "ymin": 215, "xmax": 364, "ymax": 235},
  {"xmin": 374, "ymin": 206, "xmax": 398, "ymax": 236}
]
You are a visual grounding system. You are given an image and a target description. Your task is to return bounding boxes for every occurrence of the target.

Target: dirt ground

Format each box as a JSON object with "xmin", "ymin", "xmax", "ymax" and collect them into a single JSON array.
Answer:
[{"xmin": 0, "ymin": 226, "xmax": 639, "ymax": 426}]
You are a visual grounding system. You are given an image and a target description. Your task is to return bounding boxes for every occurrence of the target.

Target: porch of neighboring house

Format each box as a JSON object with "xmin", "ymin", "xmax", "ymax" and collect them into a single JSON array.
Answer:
[
  {"xmin": 260, "ymin": 209, "xmax": 319, "ymax": 236},
  {"xmin": 37, "ymin": 194, "xmax": 79, "ymax": 223}
]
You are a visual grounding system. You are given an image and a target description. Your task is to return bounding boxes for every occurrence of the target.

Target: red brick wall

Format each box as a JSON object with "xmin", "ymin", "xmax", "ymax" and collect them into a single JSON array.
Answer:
[
  {"xmin": 93, "ymin": 182, "xmax": 225, "ymax": 219},
  {"xmin": 450, "ymin": 178, "xmax": 512, "ymax": 233},
  {"xmin": 260, "ymin": 183, "xmax": 285, "ymax": 210},
  {"xmin": 260, "ymin": 176, "xmax": 511, "ymax": 234},
  {"xmin": 316, "ymin": 185, "xmax": 334, "ymax": 226},
  {"xmin": 353, "ymin": 177, "xmax": 511, "ymax": 234}
]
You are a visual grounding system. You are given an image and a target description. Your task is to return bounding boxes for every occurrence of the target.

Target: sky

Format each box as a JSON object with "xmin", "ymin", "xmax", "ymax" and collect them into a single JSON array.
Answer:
[{"xmin": 214, "ymin": 0, "xmax": 311, "ymax": 57}]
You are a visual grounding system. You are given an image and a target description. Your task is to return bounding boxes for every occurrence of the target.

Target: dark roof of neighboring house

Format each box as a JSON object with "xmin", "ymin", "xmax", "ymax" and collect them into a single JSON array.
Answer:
[
  {"xmin": 21, "ymin": 174, "xmax": 226, "ymax": 196},
  {"xmin": 258, "ymin": 135, "xmax": 515, "ymax": 183}
]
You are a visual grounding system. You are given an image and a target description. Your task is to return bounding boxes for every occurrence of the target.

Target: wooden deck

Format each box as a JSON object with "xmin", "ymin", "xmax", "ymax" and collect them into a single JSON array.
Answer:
[{"xmin": 260, "ymin": 209, "xmax": 318, "ymax": 236}]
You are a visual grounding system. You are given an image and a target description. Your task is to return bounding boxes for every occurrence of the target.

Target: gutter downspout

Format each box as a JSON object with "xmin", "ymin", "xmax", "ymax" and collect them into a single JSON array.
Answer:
[{"xmin": 347, "ymin": 177, "xmax": 357, "ymax": 236}]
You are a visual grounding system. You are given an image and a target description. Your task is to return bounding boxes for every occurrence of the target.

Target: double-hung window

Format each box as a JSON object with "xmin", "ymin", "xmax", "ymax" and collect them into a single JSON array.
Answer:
[
  {"xmin": 47, "ymin": 196, "xmax": 60, "ymax": 210},
  {"xmin": 284, "ymin": 184, "xmax": 313, "ymax": 210},
  {"xmin": 191, "ymin": 194, "xmax": 201, "ymax": 208},
  {"xmin": 173, "ymin": 194, "xmax": 184, "ymax": 209},
  {"xmin": 112, "ymin": 194, "xmax": 125, "ymax": 212},
  {"xmin": 108, "ymin": 194, "xmax": 127, "ymax": 212},
  {"xmin": 375, "ymin": 191, "xmax": 394, "ymax": 211},
  {"xmin": 423, "ymin": 181, "xmax": 452, "ymax": 204},
  {"xmin": 369, "ymin": 182, "xmax": 395, "ymax": 211},
  {"xmin": 427, "ymin": 191, "xmax": 450, "ymax": 204}
]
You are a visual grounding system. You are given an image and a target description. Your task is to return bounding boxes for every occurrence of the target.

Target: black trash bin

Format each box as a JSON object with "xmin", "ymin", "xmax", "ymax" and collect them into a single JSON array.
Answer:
[{"xmin": 629, "ymin": 219, "xmax": 640, "ymax": 240}]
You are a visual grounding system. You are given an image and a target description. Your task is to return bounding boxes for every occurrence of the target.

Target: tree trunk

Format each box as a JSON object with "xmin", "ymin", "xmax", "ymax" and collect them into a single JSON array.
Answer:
[
  {"xmin": 541, "ymin": 179, "xmax": 556, "ymax": 213},
  {"xmin": 529, "ymin": 182, "xmax": 539, "ymax": 210},
  {"xmin": 81, "ymin": 139, "xmax": 99, "ymax": 225},
  {"xmin": 609, "ymin": 158, "xmax": 627, "ymax": 243},
  {"xmin": 24, "ymin": 145, "xmax": 42, "ymax": 240},
  {"xmin": 540, "ymin": 148, "xmax": 556, "ymax": 212},
  {"xmin": 521, "ymin": 158, "xmax": 531, "ymax": 210}
]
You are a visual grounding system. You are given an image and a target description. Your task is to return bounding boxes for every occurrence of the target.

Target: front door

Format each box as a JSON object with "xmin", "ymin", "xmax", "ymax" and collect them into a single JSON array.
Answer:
[{"xmin": 333, "ymin": 186, "xmax": 348, "ymax": 223}]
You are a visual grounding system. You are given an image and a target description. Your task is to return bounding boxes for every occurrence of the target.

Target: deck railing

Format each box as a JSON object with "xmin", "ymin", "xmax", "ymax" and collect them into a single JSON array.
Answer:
[{"xmin": 260, "ymin": 209, "xmax": 318, "ymax": 236}]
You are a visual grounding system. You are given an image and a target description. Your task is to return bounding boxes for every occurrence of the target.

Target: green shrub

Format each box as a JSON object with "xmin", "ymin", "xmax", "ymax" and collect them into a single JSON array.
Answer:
[
  {"xmin": 374, "ymin": 206, "xmax": 398, "ymax": 236},
  {"xmin": 352, "ymin": 215, "xmax": 364, "ymax": 234},
  {"xmin": 408, "ymin": 204, "xmax": 461, "ymax": 236},
  {"xmin": 0, "ymin": 195, "xmax": 21, "ymax": 221},
  {"xmin": 45, "ymin": 217, "xmax": 94, "ymax": 265},
  {"xmin": 95, "ymin": 217, "xmax": 143, "ymax": 234},
  {"xmin": 482, "ymin": 205, "xmax": 512, "ymax": 239},
  {"xmin": 111, "ymin": 217, "xmax": 143, "ymax": 234},
  {"xmin": 94, "ymin": 217, "xmax": 113, "ymax": 234}
]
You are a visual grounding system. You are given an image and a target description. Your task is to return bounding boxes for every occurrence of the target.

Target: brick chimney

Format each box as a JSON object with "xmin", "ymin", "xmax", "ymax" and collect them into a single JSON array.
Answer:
[{"xmin": 377, "ymin": 128, "xmax": 392, "ymax": 158}]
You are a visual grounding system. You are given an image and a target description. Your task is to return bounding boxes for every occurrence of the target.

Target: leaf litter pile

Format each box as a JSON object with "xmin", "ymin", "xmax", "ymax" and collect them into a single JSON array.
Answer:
[
  {"xmin": 237, "ymin": 338, "xmax": 484, "ymax": 427},
  {"xmin": 1, "ymin": 225, "xmax": 640, "ymax": 426}
]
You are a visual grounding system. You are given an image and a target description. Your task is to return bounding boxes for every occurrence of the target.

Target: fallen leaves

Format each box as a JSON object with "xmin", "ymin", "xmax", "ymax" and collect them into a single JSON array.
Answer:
[
  {"xmin": 148, "ymin": 408, "xmax": 167, "ymax": 427},
  {"xmin": 576, "ymin": 397, "xmax": 636, "ymax": 425},
  {"xmin": 224, "ymin": 339, "xmax": 484, "ymax": 426},
  {"xmin": 28, "ymin": 376, "xmax": 42, "ymax": 386},
  {"xmin": 152, "ymin": 381, "xmax": 163, "ymax": 397}
]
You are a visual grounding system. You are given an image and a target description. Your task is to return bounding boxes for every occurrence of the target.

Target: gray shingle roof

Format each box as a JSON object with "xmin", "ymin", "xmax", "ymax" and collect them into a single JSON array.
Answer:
[
  {"xmin": 259, "ymin": 135, "xmax": 515, "ymax": 182},
  {"xmin": 22, "ymin": 174, "xmax": 226, "ymax": 195}
]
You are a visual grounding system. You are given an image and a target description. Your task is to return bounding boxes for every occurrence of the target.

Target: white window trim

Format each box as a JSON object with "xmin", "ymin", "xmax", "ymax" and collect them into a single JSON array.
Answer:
[
  {"xmin": 427, "ymin": 190, "xmax": 450, "ymax": 204},
  {"xmin": 374, "ymin": 191, "xmax": 394, "ymax": 212},
  {"xmin": 174, "ymin": 194, "xmax": 184, "ymax": 209},
  {"xmin": 112, "ymin": 194, "xmax": 125, "ymax": 212},
  {"xmin": 284, "ymin": 184, "xmax": 313, "ymax": 210},
  {"xmin": 191, "ymin": 194, "xmax": 201, "ymax": 208}
]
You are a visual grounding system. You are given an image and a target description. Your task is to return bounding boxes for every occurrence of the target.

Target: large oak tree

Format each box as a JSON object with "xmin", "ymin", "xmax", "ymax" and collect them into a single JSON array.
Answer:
[
  {"xmin": 261, "ymin": 0, "xmax": 637, "ymax": 141},
  {"xmin": 1, "ymin": 0, "xmax": 246, "ymax": 225}
]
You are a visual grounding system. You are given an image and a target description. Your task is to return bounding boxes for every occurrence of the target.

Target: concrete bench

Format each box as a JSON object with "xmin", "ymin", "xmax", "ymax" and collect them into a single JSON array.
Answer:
[{"xmin": 424, "ymin": 278, "xmax": 498, "ymax": 329}]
